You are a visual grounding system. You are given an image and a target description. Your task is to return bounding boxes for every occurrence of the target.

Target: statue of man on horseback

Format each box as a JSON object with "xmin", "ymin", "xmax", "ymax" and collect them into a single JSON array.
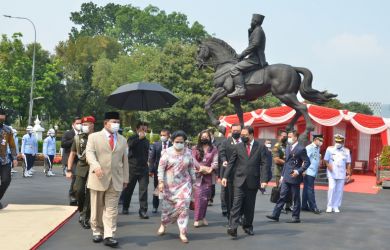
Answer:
[{"xmin": 228, "ymin": 14, "xmax": 268, "ymax": 98}]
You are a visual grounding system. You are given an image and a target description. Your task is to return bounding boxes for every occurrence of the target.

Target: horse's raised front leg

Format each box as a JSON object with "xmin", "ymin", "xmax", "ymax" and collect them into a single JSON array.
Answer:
[
  {"xmin": 231, "ymin": 98, "xmax": 244, "ymax": 128},
  {"xmin": 205, "ymin": 87, "xmax": 228, "ymax": 126}
]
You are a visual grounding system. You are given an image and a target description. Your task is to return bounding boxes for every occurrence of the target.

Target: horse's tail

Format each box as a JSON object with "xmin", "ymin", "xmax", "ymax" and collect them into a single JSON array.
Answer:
[{"xmin": 294, "ymin": 67, "xmax": 337, "ymax": 104}]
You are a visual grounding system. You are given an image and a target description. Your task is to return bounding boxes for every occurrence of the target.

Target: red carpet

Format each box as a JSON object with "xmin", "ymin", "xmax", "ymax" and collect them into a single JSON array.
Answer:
[{"xmin": 268, "ymin": 175, "xmax": 380, "ymax": 195}]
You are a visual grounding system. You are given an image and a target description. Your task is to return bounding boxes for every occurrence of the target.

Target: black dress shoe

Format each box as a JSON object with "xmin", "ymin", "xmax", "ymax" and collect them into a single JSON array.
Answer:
[
  {"xmin": 139, "ymin": 211, "xmax": 149, "ymax": 219},
  {"xmin": 82, "ymin": 220, "xmax": 91, "ymax": 229},
  {"xmin": 285, "ymin": 207, "xmax": 293, "ymax": 212},
  {"xmin": 266, "ymin": 215, "xmax": 279, "ymax": 222},
  {"xmin": 104, "ymin": 237, "xmax": 118, "ymax": 247},
  {"xmin": 286, "ymin": 218, "xmax": 301, "ymax": 223},
  {"xmin": 227, "ymin": 227, "xmax": 237, "ymax": 238},
  {"xmin": 152, "ymin": 208, "xmax": 158, "ymax": 214},
  {"xmin": 92, "ymin": 235, "xmax": 103, "ymax": 243},
  {"xmin": 243, "ymin": 227, "xmax": 254, "ymax": 235},
  {"xmin": 122, "ymin": 208, "xmax": 129, "ymax": 215},
  {"xmin": 313, "ymin": 208, "xmax": 321, "ymax": 214}
]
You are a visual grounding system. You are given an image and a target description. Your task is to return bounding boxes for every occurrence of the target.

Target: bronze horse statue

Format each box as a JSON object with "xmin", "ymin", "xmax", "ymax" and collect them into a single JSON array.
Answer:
[{"xmin": 196, "ymin": 37, "xmax": 337, "ymax": 137}]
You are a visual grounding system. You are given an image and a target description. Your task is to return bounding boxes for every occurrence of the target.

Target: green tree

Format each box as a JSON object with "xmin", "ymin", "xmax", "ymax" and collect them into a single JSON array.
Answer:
[
  {"xmin": 55, "ymin": 35, "xmax": 123, "ymax": 126},
  {"xmin": 343, "ymin": 101, "xmax": 373, "ymax": 115},
  {"xmin": 70, "ymin": 2, "xmax": 208, "ymax": 51},
  {"xmin": 0, "ymin": 33, "xmax": 63, "ymax": 126}
]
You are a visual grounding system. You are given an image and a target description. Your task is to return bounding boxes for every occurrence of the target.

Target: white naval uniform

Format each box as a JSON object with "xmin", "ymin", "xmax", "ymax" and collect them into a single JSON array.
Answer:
[{"xmin": 324, "ymin": 146, "xmax": 351, "ymax": 209}]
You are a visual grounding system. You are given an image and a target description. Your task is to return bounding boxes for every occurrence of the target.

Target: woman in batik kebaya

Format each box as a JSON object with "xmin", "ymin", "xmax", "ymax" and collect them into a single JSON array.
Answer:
[{"xmin": 157, "ymin": 130, "xmax": 196, "ymax": 243}]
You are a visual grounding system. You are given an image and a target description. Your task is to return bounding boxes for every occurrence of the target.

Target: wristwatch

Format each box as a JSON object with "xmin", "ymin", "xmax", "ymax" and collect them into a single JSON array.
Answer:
[{"xmin": 66, "ymin": 169, "xmax": 72, "ymax": 173}]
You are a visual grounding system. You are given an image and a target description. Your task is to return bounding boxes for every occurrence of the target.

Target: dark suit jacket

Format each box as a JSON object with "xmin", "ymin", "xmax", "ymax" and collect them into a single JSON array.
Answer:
[
  {"xmin": 224, "ymin": 140, "xmax": 269, "ymax": 189},
  {"xmin": 148, "ymin": 140, "xmax": 172, "ymax": 173},
  {"xmin": 128, "ymin": 134, "xmax": 150, "ymax": 175},
  {"xmin": 282, "ymin": 143, "xmax": 310, "ymax": 185},
  {"xmin": 219, "ymin": 137, "xmax": 238, "ymax": 179},
  {"xmin": 241, "ymin": 25, "xmax": 267, "ymax": 67},
  {"xmin": 61, "ymin": 129, "xmax": 76, "ymax": 165}
]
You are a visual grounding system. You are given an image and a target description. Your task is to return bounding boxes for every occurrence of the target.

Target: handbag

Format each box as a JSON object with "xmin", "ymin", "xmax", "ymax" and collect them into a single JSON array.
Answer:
[{"xmin": 270, "ymin": 186, "xmax": 281, "ymax": 203}]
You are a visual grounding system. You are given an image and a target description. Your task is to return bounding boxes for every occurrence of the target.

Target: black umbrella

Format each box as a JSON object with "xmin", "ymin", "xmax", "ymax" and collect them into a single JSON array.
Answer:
[{"xmin": 106, "ymin": 82, "xmax": 178, "ymax": 111}]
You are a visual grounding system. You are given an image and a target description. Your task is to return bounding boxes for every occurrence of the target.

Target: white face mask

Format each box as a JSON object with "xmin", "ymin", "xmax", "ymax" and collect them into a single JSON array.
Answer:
[
  {"xmin": 74, "ymin": 124, "xmax": 82, "ymax": 131},
  {"xmin": 111, "ymin": 123, "xmax": 120, "ymax": 133},
  {"xmin": 82, "ymin": 125, "xmax": 89, "ymax": 134},
  {"xmin": 265, "ymin": 143, "xmax": 272, "ymax": 148},
  {"xmin": 160, "ymin": 136, "xmax": 168, "ymax": 142},
  {"xmin": 49, "ymin": 133, "xmax": 55, "ymax": 137},
  {"xmin": 335, "ymin": 143, "xmax": 343, "ymax": 149},
  {"xmin": 318, "ymin": 141, "xmax": 323, "ymax": 147},
  {"xmin": 287, "ymin": 138, "xmax": 294, "ymax": 144},
  {"xmin": 173, "ymin": 142, "xmax": 185, "ymax": 151}
]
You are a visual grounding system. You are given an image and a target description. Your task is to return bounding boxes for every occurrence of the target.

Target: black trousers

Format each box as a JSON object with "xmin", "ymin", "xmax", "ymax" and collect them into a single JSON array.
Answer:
[
  {"xmin": 122, "ymin": 172, "xmax": 149, "ymax": 212},
  {"xmin": 152, "ymin": 173, "xmax": 159, "ymax": 209},
  {"xmin": 272, "ymin": 181, "xmax": 301, "ymax": 219},
  {"xmin": 0, "ymin": 164, "xmax": 11, "ymax": 201},
  {"xmin": 74, "ymin": 174, "xmax": 90, "ymax": 221},
  {"xmin": 25, "ymin": 154, "xmax": 35, "ymax": 171},
  {"xmin": 221, "ymin": 180, "xmax": 234, "ymax": 218},
  {"xmin": 229, "ymin": 182, "xmax": 258, "ymax": 230}
]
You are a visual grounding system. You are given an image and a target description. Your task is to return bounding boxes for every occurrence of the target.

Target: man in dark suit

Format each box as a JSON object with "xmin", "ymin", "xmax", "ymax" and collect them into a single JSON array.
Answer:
[
  {"xmin": 221, "ymin": 125, "xmax": 269, "ymax": 237},
  {"xmin": 219, "ymin": 123, "xmax": 242, "ymax": 218},
  {"xmin": 148, "ymin": 128, "xmax": 172, "ymax": 213},
  {"xmin": 61, "ymin": 117, "xmax": 82, "ymax": 205},
  {"xmin": 266, "ymin": 130, "xmax": 310, "ymax": 223},
  {"xmin": 122, "ymin": 121, "xmax": 150, "ymax": 219}
]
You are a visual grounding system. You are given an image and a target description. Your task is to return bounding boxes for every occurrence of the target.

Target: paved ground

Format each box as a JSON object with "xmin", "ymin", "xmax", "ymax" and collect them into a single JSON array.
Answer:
[{"xmin": 3, "ymin": 166, "xmax": 390, "ymax": 250}]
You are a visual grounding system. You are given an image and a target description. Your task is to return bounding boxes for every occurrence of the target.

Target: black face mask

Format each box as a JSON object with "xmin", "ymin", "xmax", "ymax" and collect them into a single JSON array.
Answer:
[
  {"xmin": 241, "ymin": 136, "xmax": 249, "ymax": 144},
  {"xmin": 281, "ymin": 137, "xmax": 287, "ymax": 144},
  {"xmin": 200, "ymin": 139, "xmax": 210, "ymax": 145},
  {"xmin": 232, "ymin": 132, "xmax": 241, "ymax": 139}
]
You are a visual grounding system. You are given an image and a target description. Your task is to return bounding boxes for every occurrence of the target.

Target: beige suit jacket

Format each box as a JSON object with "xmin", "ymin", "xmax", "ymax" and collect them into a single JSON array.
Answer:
[{"xmin": 86, "ymin": 129, "xmax": 129, "ymax": 192}]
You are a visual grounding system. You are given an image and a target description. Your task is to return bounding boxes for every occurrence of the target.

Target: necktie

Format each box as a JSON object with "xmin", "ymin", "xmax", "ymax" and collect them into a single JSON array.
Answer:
[
  {"xmin": 109, "ymin": 134, "xmax": 114, "ymax": 150},
  {"xmin": 246, "ymin": 144, "xmax": 251, "ymax": 156},
  {"xmin": 163, "ymin": 142, "xmax": 167, "ymax": 149},
  {"xmin": 236, "ymin": 139, "xmax": 240, "ymax": 144}
]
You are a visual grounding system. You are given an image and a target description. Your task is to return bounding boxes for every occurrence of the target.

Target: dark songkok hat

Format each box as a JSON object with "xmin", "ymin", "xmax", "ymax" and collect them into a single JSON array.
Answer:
[
  {"xmin": 104, "ymin": 111, "xmax": 120, "ymax": 120},
  {"xmin": 252, "ymin": 14, "xmax": 265, "ymax": 23}
]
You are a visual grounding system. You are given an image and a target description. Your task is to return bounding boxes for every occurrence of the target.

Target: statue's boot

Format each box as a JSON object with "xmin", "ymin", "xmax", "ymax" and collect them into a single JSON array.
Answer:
[{"xmin": 227, "ymin": 75, "xmax": 246, "ymax": 98}]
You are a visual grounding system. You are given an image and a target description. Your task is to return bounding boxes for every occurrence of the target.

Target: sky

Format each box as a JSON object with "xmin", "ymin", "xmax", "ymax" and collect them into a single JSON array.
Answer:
[{"xmin": 1, "ymin": 0, "xmax": 389, "ymax": 104}]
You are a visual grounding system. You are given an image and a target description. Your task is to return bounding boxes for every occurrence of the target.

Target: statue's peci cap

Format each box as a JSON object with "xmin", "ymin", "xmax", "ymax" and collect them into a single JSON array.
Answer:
[{"xmin": 252, "ymin": 14, "xmax": 265, "ymax": 23}]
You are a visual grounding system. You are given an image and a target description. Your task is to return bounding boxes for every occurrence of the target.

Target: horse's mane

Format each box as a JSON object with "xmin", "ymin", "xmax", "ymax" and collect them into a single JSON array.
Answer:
[{"xmin": 203, "ymin": 37, "xmax": 237, "ymax": 57}]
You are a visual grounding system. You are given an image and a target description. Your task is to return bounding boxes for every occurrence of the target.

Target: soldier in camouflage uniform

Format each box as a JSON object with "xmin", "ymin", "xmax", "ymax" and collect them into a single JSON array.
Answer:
[
  {"xmin": 272, "ymin": 130, "xmax": 287, "ymax": 187},
  {"xmin": 66, "ymin": 116, "xmax": 95, "ymax": 229},
  {"xmin": 272, "ymin": 130, "xmax": 293, "ymax": 211},
  {"xmin": 0, "ymin": 107, "xmax": 18, "ymax": 209}
]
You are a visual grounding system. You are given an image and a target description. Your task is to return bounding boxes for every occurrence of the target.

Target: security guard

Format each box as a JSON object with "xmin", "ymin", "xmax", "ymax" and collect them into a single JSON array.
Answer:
[
  {"xmin": 21, "ymin": 125, "xmax": 38, "ymax": 177},
  {"xmin": 66, "ymin": 116, "xmax": 95, "ymax": 229},
  {"xmin": 0, "ymin": 108, "xmax": 18, "ymax": 209},
  {"xmin": 43, "ymin": 128, "xmax": 57, "ymax": 176},
  {"xmin": 324, "ymin": 134, "xmax": 351, "ymax": 213}
]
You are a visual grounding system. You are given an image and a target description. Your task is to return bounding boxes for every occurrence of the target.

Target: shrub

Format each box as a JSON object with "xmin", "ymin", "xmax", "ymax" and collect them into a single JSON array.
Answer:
[{"xmin": 380, "ymin": 146, "xmax": 390, "ymax": 166}]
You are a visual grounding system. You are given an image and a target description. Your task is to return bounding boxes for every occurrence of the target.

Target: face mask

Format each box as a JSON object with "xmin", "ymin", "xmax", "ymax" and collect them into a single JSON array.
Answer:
[
  {"xmin": 82, "ymin": 125, "xmax": 89, "ymax": 134},
  {"xmin": 265, "ymin": 143, "xmax": 272, "ymax": 148},
  {"xmin": 49, "ymin": 133, "xmax": 55, "ymax": 137},
  {"xmin": 174, "ymin": 142, "xmax": 185, "ymax": 151},
  {"xmin": 241, "ymin": 136, "xmax": 249, "ymax": 144},
  {"xmin": 232, "ymin": 132, "xmax": 241, "ymax": 139},
  {"xmin": 201, "ymin": 138, "xmax": 210, "ymax": 144},
  {"xmin": 335, "ymin": 143, "xmax": 343, "ymax": 149},
  {"xmin": 160, "ymin": 136, "xmax": 168, "ymax": 142},
  {"xmin": 111, "ymin": 123, "xmax": 120, "ymax": 133},
  {"xmin": 287, "ymin": 138, "xmax": 294, "ymax": 144},
  {"xmin": 281, "ymin": 137, "xmax": 287, "ymax": 144},
  {"xmin": 318, "ymin": 141, "xmax": 323, "ymax": 147},
  {"xmin": 74, "ymin": 124, "xmax": 82, "ymax": 131}
]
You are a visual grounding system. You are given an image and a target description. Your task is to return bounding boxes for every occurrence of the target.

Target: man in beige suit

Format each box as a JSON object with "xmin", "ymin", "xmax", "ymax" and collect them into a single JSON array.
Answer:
[{"xmin": 86, "ymin": 111, "xmax": 129, "ymax": 248}]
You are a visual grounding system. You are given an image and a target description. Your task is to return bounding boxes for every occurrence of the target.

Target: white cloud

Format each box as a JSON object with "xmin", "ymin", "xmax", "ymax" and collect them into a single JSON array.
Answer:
[{"xmin": 314, "ymin": 33, "xmax": 385, "ymax": 59}]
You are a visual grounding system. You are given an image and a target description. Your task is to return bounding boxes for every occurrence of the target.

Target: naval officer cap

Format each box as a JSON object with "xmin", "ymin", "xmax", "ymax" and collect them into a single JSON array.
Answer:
[
  {"xmin": 334, "ymin": 134, "xmax": 345, "ymax": 142},
  {"xmin": 313, "ymin": 134, "xmax": 323, "ymax": 141}
]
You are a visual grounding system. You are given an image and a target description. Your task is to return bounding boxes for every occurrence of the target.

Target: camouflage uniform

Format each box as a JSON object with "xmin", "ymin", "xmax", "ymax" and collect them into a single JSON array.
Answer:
[{"xmin": 272, "ymin": 141, "xmax": 286, "ymax": 185}]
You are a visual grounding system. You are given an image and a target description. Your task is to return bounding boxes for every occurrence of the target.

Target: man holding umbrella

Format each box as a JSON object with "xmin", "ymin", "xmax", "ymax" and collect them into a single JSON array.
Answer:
[{"xmin": 122, "ymin": 121, "xmax": 150, "ymax": 219}]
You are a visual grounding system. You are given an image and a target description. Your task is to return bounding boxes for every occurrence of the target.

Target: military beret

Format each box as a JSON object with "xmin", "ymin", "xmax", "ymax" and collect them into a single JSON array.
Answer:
[{"xmin": 81, "ymin": 116, "xmax": 96, "ymax": 123}]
